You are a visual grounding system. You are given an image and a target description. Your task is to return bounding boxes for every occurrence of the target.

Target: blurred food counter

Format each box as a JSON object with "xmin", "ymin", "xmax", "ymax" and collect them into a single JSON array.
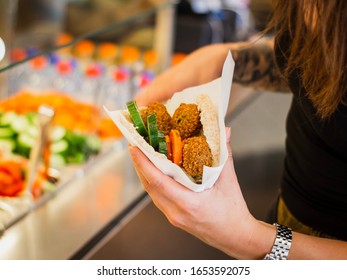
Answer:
[{"xmin": 0, "ymin": 144, "xmax": 145, "ymax": 259}]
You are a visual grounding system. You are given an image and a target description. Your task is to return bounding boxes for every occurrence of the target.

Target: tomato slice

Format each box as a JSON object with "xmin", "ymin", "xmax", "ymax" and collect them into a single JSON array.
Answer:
[{"xmin": 0, "ymin": 181, "xmax": 24, "ymax": 197}]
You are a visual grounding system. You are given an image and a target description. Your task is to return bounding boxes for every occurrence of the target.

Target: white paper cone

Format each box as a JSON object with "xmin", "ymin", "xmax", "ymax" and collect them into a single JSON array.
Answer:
[{"xmin": 105, "ymin": 51, "xmax": 235, "ymax": 192}]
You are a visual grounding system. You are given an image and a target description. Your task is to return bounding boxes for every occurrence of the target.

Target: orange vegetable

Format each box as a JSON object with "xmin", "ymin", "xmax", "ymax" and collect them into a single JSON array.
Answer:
[
  {"xmin": 0, "ymin": 160, "xmax": 25, "ymax": 197},
  {"xmin": 165, "ymin": 135, "xmax": 172, "ymax": 161},
  {"xmin": 31, "ymin": 166, "xmax": 51, "ymax": 198},
  {"xmin": 0, "ymin": 90, "xmax": 123, "ymax": 139},
  {"xmin": 31, "ymin": 174, "xmax": 44, "ymax": 198},
  {"xmin": 98, "ymin": 118, "xmax": 122, "ymax": 139},
  {"xmin": 169, "ymin": 129, "xmax": 182, "ymax": 166}
]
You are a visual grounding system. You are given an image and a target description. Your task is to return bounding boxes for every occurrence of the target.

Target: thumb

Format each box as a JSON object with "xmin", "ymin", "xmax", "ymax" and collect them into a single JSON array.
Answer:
[
  {"xmin": 133, "ymin": 89, "xmax": 148, "ymax": 107},
  {"xmin": 225, "ymin": 127, "xmax": 232, "ymax": 158},
  {"xmin": 223, "ymin": 126, "xmax": 238, "ymax": 181}
]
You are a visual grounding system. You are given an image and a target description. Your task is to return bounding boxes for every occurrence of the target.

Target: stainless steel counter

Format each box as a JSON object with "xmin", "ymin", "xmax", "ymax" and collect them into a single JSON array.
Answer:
[{"xmin": 0, "ymin": 143, "xmax": 145, "ymax": 260}]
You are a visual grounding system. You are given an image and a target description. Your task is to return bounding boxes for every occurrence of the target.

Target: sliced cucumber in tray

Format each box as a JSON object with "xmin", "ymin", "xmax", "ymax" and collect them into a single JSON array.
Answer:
[
  {"xmin": 50, "ymin": 154, "xmax": 66, "ymax": 169},
  {"xmin": 85, "ymin": 135, "xmax": 101, "ymax": 154},
  {"xmin": 14, "ymin": 133, "xmax": 36, "ymax": 158},
  {"xmin": 50, "ymin": 126, "xmax": 66, "ymax": 142},
  {"xmin": 10, "ymin": 115, "xmax": 30, "ymax": 133},
  {"xmin": 0, "ymin": 138, "xmax": 16, "ymax": 152},
  {"xmin": 0, "ymin": 109, "xmax": 102, "ymax": 165},
  {"xmin": 0, "ymin": 111, "xmax": 18, "ymax": 126},
  {"xmin": 0, "ymin": 127, "xmax": 15, "ymax": 138},
  {"xmin": 51, "ymin": 139, "xmax": 69, "ymax": 154}
]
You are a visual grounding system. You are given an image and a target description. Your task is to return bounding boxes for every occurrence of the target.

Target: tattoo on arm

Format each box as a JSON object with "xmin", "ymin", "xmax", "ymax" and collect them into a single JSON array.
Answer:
[{"xmin": 232, "ymin": 39, "xmax": 290, "ymax": 92}]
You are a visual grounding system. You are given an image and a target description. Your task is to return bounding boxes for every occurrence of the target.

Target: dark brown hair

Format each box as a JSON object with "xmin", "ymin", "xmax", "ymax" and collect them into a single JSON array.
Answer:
[{"xmin": 269, "ymin": 0, "xmax": 347, "ymax": 119}]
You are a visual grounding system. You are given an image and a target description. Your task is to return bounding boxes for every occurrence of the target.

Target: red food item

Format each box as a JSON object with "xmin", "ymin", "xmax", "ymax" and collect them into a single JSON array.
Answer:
[{"xmin": 0, "ymin": 160, "xmax": 26, "ymax": 197}]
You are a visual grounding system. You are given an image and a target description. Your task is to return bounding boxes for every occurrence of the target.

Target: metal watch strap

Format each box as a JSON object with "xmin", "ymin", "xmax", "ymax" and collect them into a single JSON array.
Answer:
[{"xmin": 264, "ymin": 223, "xmax": 292, "ymax": 260}]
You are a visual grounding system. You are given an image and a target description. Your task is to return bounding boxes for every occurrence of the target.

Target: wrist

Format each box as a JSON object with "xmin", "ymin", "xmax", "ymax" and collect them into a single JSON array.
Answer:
[
  {"xmin": 238, "ymin": 219, "xmax": 277, "ymax": 260},
  {"xmin": 219, "ymin": 216, "xmax": 277, "ymax": 260}
]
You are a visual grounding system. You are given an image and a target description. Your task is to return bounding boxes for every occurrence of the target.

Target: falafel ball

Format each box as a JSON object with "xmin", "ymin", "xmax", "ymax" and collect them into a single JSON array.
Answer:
[
  {"xmin": 171, "ymin": 103, "xmax": 202, "ymax": 139},
  {"xmin": 182, "ymin": 136, "xmax": 213, "ymax": 181},
  {"xmin": 140, "ymin": 102, "xmax": 172, "ymax": 135}
]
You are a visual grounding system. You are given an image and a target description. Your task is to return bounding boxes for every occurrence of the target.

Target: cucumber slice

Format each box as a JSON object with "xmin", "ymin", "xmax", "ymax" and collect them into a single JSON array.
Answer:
[
  {"xmin": 126, "ymin": 101, "xmax": 148, "ymax": 137},
  {"xmin": 50, "ymin": 154, "xmax": 66, "ymax": 169},
  {"xmin": 25, "ymin": 112, "xmax": 39, "ymax": 126},
  {"xmin": 86, "ymin": 135, "xmax": 101, "ymax": 153},
  {"xmin": 51, "ymin": 139, "xmax": 69, "ymax": 154},
  {"xmin": 0, "ymin": 123, "xmax": 10, "ymax": 128},
  {"xmin": 50, "ymin": 126, "xmax": 66, "ymax": 142},
  {"xmin": 0, "ymin": 127, "xmax": 15, "ymax": 138},
  {"xmin": 157, "ymin": 131, "xmax": 167, "ymax": 156},
  {"xmin": 67, "ymin": 152, "xmax": 85, "ymax": 164},
  {"xmin": 1, "ymin": 111, "xmax": 18, "ymax": 126},
  {"xmin": 158, "ymin": 141, "xmax": 168, "ymax": 157},
  {"xmin": 26, "ymin": 126, "xmax": 39, "ymax": 138},
  {"xmin": 41, "ymin": 181, "xmax": 56, "ymax": 193},
  {"xmin": 11, "ymin": 115, "xmax": 30, "ymax": 133},
  {"xmin": 16, "ymin": 133, "xmax": 36, "ymax": 158},
  {"xmin": 147, "ymin": 113, "xmax": 159, "ymax": 150},
  {"xmin": 0, "ymin": 118, "xmax": 10, "ymax": 128},
  {"xmin": 18, "ymin": 133, "xmax": 36, "ymax": 148},
  {"xmin": 0, "ymin": 138, "xmax": 16, "ymax": 152}
]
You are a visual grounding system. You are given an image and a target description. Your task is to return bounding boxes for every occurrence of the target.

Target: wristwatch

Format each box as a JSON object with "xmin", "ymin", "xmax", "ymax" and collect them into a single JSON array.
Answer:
[{"xmin": 264, "ymin": 223, "xmax": 292, "ymax": 260}]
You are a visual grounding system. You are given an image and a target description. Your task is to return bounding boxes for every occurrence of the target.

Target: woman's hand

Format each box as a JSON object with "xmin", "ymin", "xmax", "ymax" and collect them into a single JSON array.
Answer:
[{"xmin": 128, "ymin": 128, "xmax": 276, "ymax": 259}]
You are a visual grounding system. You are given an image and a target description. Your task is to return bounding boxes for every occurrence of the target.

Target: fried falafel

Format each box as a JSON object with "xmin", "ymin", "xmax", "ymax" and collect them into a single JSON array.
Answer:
[
  {"xmin": 171, "ymin": 103, "xmax": 202, "ymax": 139},
  {"xmin": 140, "ymin": 102, "xmax": 172, "ymax": 135},
  {"xmin": 123, "ymin": 93, "xmax": 219, "ymax": 185},
  {"xmin": 182, "ymin": 136, "xmax": 213, "ymax": 180}
]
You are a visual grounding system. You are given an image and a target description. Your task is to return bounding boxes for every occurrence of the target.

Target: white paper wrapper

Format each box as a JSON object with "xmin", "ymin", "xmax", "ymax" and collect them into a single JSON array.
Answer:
[{"xmin": 105, "ymin": 51, "xmax": 235, "ymax": 192}]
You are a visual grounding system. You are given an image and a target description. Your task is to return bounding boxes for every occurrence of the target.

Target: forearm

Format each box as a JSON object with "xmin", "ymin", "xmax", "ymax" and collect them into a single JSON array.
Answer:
[
  {"xmin": 170, "ymin": 38, "xmax": 290, "ymax": 93},
  {"xmin": 228, "ymin": 37, "xmax": 290, "ymax": 92},
  {"xmin": 226, "ymin": 220, "xmax": 347, "ymax": 260},
  {"xmin": 289, "ymin": 231, "xmax": 347, "ymax": 260},
  {"xmin": 135, "ymin": 37, "xmax": 289, "ymax": 106},
  {"xmin": 135, "ymin": 43, "xmax": 231, "ymax": 105}
]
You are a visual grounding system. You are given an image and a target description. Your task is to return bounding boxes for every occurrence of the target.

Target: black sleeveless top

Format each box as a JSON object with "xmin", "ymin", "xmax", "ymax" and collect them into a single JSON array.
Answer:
[{"xmin": 274, "ymin": 33, "xmax": 347, "ymax": 240}]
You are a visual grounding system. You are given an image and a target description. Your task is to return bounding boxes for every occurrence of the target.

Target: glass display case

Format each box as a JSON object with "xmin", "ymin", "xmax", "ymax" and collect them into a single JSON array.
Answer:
[{"xmin": 0, "ymin": 0, "xmax": 176, "ymax": 259}]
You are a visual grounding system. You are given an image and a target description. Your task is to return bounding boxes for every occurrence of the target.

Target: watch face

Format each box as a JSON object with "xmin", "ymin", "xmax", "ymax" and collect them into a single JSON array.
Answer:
[{"xmin": 0, "ymin": 37, "xmax": 5, "ymax": 62}]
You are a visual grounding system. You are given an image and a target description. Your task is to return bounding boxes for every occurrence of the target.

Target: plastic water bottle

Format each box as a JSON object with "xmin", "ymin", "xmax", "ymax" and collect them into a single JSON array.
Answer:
[
  {"xmin": 26, "ymin": 55, "xmax": 50, "ymax": 91},
  {"xmin": 8, "ymin": 48, "xmax": 28, "ymax": 93},
  {"xmin": 73, "ymin": 39, "xmax": 96, "ymax": 72},
  {"xmin": 102, "ymin": 66, "xmax": 131, "ymax": 110},
  {"xmin": 79, "ymin": 62, "xmax": 103, "ymax": 105},
  {"xmin": 53, "ymin": 58, "xmax": 79, "ymax": 94}
]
